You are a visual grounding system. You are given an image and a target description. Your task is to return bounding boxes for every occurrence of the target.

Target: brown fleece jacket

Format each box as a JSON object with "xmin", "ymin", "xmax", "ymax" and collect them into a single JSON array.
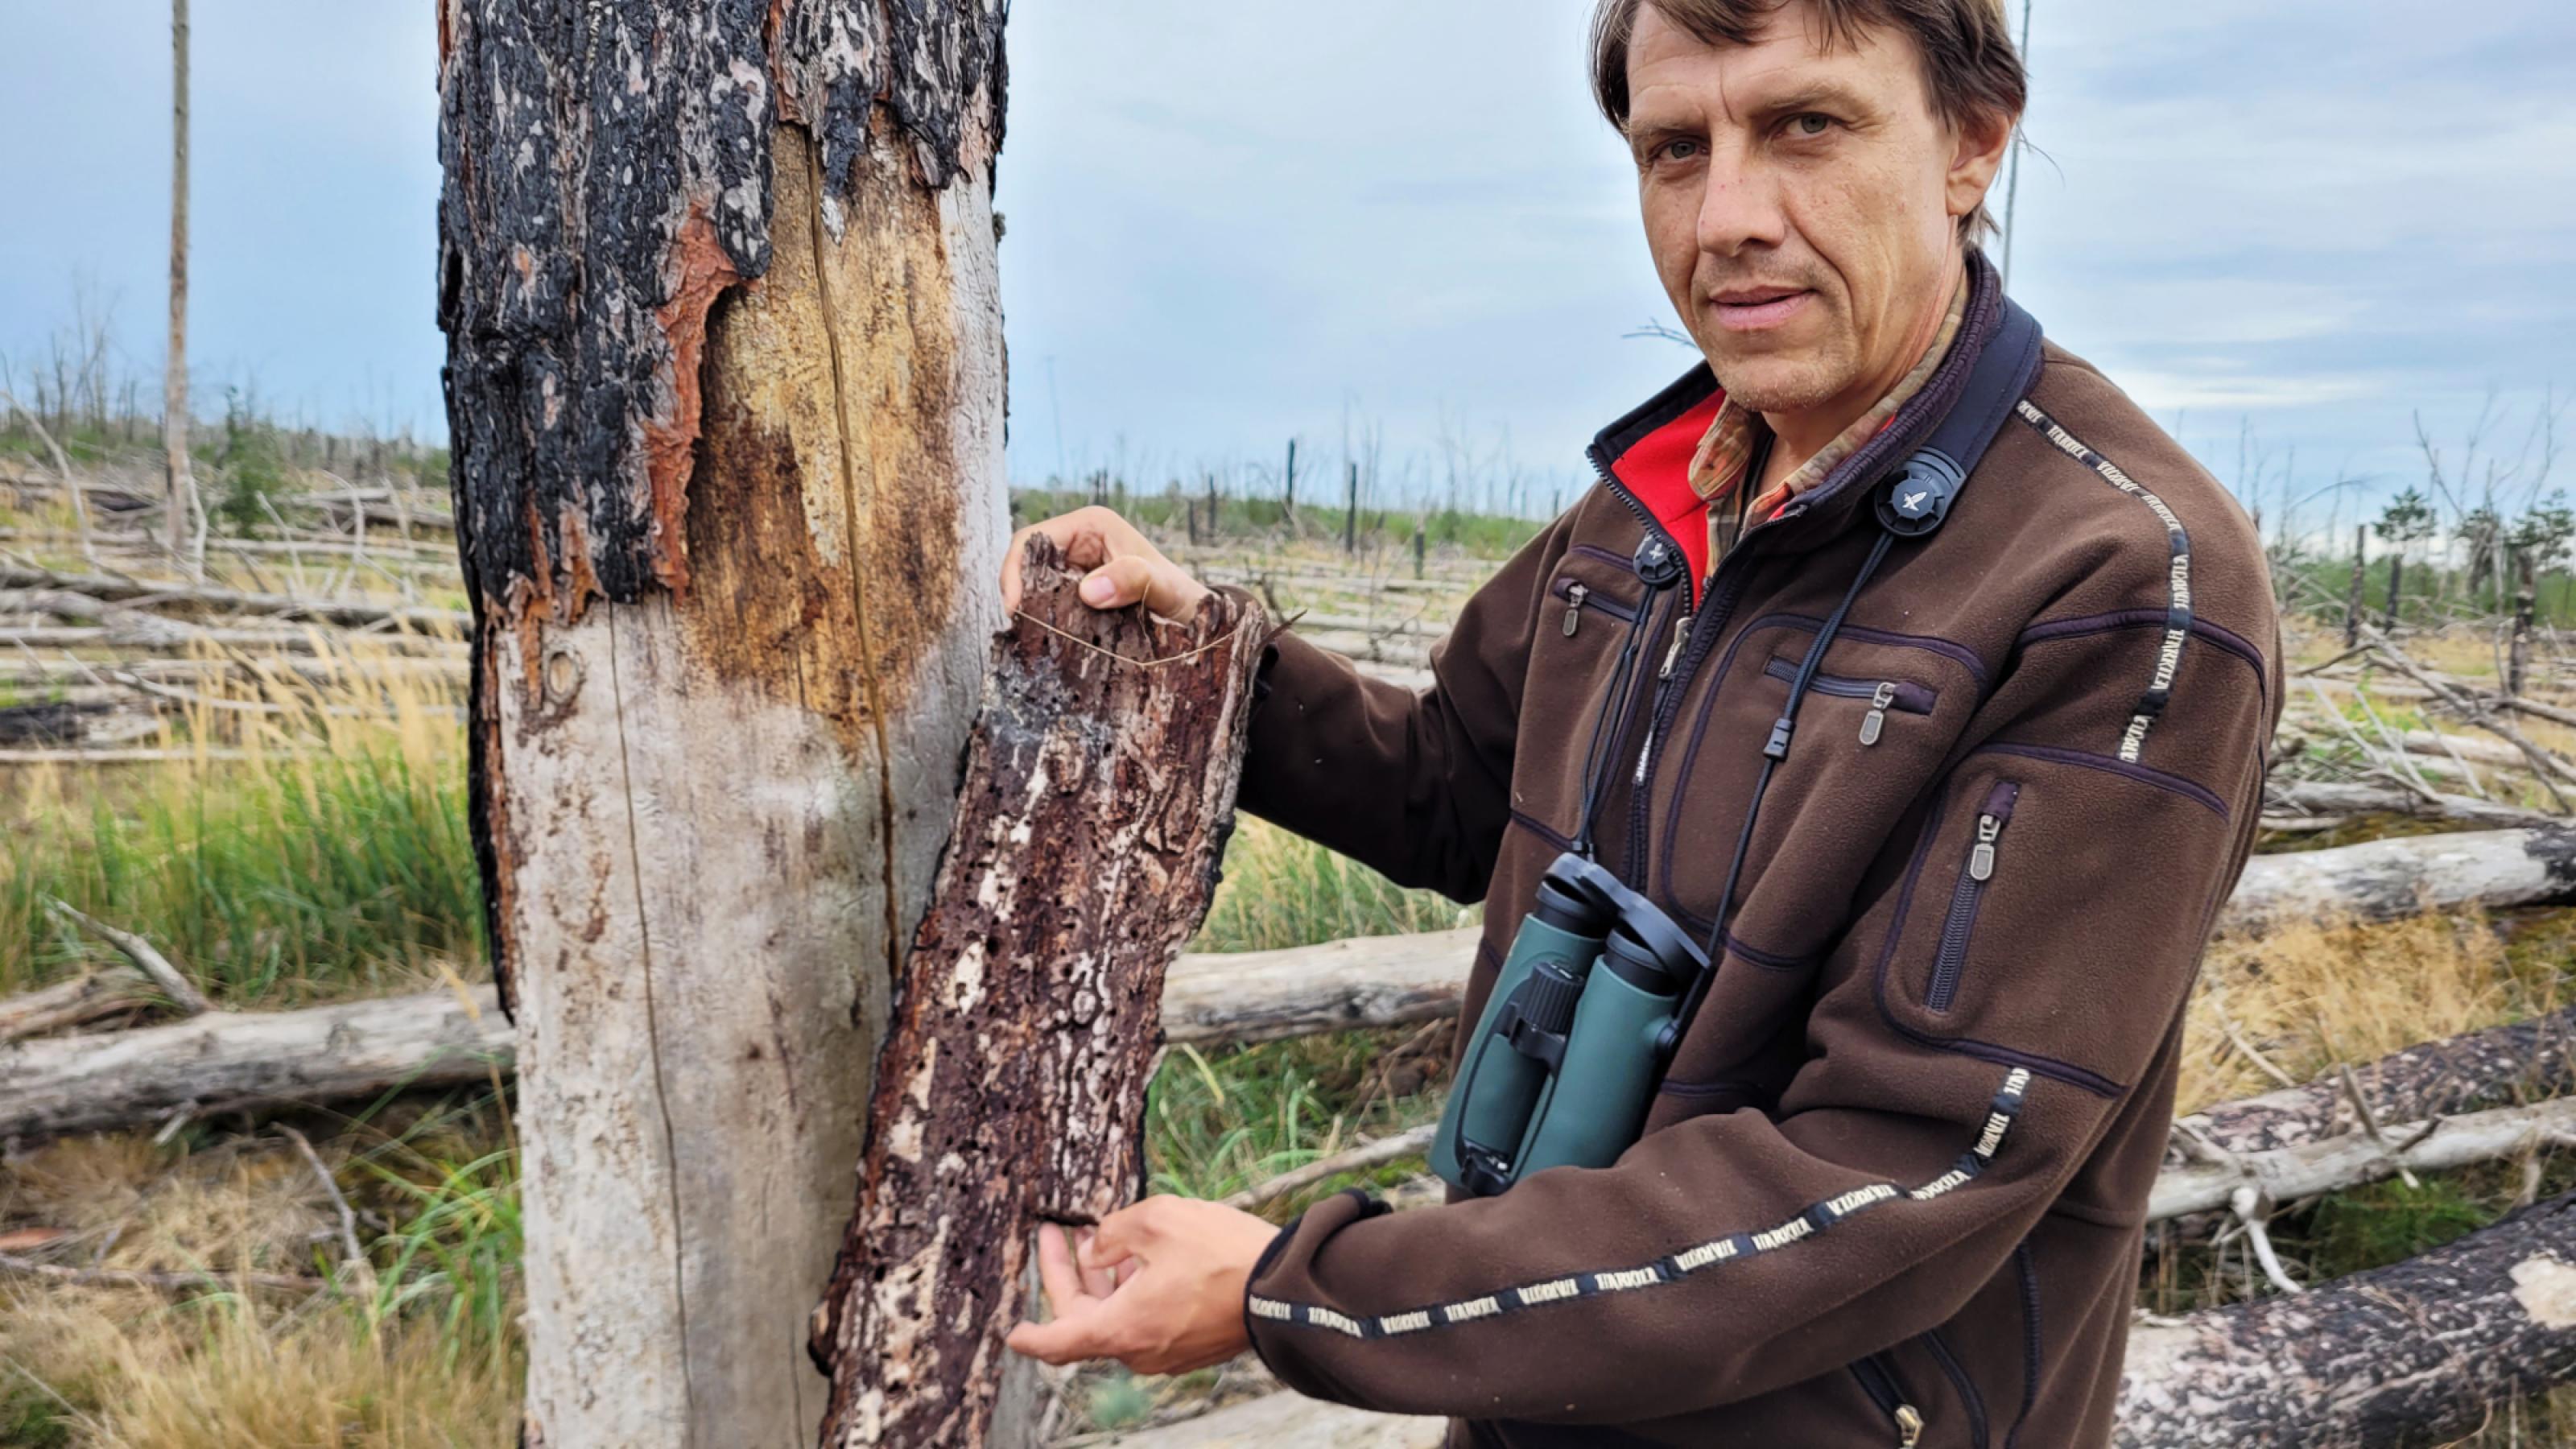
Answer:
[{"xmin": 1231, "ymin": 255, "xmax": 2281, "ymax": 1448}]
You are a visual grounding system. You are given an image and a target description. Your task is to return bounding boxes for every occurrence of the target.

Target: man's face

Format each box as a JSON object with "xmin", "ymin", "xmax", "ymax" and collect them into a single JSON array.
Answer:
[{"xmin": 1625, "ymin": 2, "xmax": 2008, "ymax": 418}]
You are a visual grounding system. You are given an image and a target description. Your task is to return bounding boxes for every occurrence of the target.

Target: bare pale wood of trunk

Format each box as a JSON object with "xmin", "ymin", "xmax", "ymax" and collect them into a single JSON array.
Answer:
[
  {"xmin": 437, "ymin": 2, "xmax": 1011, "ymax": 1443},
  {"xmin": 809, "ymin": 541, "xmax": 1268, "ymax": 1447}
]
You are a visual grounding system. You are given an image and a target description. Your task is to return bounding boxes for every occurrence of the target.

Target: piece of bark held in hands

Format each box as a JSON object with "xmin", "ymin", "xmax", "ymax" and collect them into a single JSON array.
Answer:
[{"xmin": 809, "ymin": 537, "xmax": 1269, "ymax": 1448}]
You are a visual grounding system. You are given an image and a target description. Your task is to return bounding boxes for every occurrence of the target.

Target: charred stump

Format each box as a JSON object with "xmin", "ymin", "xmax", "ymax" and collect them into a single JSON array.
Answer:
[{"xmin": 808, "ymin": 541, "xmax": 1268, "ymax": 1446}]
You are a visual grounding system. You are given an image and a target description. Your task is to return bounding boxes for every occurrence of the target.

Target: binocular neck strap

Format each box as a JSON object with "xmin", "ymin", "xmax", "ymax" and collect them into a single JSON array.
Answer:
[{"xmin": 1672, "ymin": 526, "xmax": 1898, "ymax": 1045}]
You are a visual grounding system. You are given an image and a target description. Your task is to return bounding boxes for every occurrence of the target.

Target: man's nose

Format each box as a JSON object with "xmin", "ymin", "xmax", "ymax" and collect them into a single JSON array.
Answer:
[{"xmin": 1694, "ymin": 151, "xmax": 1787, "ymax": 258}]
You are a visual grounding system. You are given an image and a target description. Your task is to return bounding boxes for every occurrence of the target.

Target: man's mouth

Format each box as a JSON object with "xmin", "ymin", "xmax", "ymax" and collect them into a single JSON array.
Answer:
[{"xmin": 1706, "ymin": 287, "xmax": 1813, "ymax": 332}]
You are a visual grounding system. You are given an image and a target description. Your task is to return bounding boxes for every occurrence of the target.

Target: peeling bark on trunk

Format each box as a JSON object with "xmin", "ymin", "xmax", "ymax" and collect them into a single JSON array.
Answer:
[
  {"xmin": 2118, "ymin": 1191, "xmax": 2576, "ymax": 1447},
  {"xmin": 808, "ymin": 542, "xmax": 1268, "ymax": 1447},
  {"xmin": 436, "ymin": 2, "xmax": 1012, "ymax": 1444}
]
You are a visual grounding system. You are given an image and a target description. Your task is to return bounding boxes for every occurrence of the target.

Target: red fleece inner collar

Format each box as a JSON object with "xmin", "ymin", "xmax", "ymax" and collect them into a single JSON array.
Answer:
[{"xmin": 1603, "ymin": 389, "xmax": 1725, "ymax": 597}]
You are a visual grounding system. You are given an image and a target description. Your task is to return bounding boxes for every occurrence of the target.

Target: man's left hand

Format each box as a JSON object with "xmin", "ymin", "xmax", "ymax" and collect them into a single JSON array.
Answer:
[{"xmin": 1005, "ymin": 1195, "xmax": 1280, "ymax": 1376}]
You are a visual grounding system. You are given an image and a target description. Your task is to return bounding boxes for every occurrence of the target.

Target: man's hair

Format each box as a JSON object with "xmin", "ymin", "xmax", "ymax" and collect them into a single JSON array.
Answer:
[{"xmin": 1588, "ymin": 0, "xmax": 2026, "ymax": 241}]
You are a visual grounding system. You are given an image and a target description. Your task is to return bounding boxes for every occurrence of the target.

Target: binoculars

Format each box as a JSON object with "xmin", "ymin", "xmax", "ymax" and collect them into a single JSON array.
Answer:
[{"xmin": 1431, "ymin": 853, "xmax": 1709, "ymax": 1198}]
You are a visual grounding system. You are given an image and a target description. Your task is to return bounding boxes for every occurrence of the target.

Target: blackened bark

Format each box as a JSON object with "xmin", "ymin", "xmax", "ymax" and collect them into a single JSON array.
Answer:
[
  {"xmin": 2119, "ymin": 1191, "xmax": 2576, "ymax": 1447},
  {"xmin": 808, "ymin": 541, "xmax": 1268, "ymax": 1447},
  {"xmin": 2180, "ymin": 1005, "xmax": 2576, "ymax": 1158},
  {"xmin": 437, "ymin": 0, "xmax": 1007, "ymax": 1013}
]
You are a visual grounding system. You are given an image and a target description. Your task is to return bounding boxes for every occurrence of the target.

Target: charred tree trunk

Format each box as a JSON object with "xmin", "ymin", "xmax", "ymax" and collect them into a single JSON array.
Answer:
[
  {"xmin": 808, "ymin": 541, "xmax": 1267, "ymax": 1446},
  {"xmin": 2118, "ymin": 1192, "xmax": 2576, "ymax": 1447},
  {"xmin": 2515, "ymin": 551, "xmax": 2539, "ymax": 698},
  {"xmin": 436, "ymin": 2, "xmax": 1012, "ymax": 1444}
]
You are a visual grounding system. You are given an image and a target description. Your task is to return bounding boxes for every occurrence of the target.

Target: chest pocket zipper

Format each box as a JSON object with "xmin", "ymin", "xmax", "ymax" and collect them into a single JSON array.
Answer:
[
  {"xmin": 1850, "ymin": 1353, "xmax": 1926, "ymax": 1448},
  {"xmin": 1554, "ymin": 577, "xmax": 1641, "ymax": 637},
  {"xmin": 1927, "ymin": 780, "xmax": 2022, "ymax": 1013},
  {"xmin": 1759, "ymin": 657, "xmax": 1937, "ymax": 745}
]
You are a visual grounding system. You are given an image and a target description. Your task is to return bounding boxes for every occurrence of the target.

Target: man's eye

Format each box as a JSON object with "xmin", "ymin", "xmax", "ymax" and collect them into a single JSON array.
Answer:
[
  {"xmin": 1657, "ymin": 138, "xmax": 1702, "ymax": 163},
  {"xmin": 1788, "ymin": 114, "xmax": 1835, "ymax": 138}
]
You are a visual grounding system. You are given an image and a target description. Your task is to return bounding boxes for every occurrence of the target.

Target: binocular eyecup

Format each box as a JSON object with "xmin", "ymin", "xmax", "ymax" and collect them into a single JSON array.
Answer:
[{"xmin": 1530, "ymin": 854, "xmax": 1708, "ymax": 997}]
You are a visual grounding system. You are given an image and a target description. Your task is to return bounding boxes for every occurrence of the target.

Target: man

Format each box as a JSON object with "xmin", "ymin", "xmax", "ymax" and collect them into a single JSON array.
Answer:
[{"xmin": 1002, "ymin": 0, "xmax": 2279, "ymax": 1443}]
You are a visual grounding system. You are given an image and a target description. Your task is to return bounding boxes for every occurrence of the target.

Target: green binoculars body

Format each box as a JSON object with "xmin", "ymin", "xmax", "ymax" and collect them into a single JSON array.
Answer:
[{"xmin": 1432, "ymin": 854, "xmax": 1708, "ymax": 1198}]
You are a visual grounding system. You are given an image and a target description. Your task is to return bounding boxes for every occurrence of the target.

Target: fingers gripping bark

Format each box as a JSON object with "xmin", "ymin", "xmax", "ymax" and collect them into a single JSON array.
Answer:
[{"xmin": 1001, "ymin": 506, "xmax": 1210, "ymax": 622}]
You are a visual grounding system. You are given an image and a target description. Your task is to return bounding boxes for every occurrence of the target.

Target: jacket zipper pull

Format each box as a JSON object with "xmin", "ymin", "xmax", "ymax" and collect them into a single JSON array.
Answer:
[
  {"xmin": 1657, "ymin": 613, "xmax": 1694, "ymax": 679},
  {"xmin": 1632, "ymin": 612, "xmax": 1695, "ymax": 784},
  {"xmin": 1563, "ymin": 584, "xmax": 1588, "ymax": 638},
  {"xmin": 1860, "ymin": 682, "xmax": 1897, "ymax": 746},
  {"xmin": 1893, "ymin": 1404, "xmax": 1923, "ymax": 1448},
  {"xmin": 1970, "ymin": 812, "xmax": 2002, "ymax": 881}
]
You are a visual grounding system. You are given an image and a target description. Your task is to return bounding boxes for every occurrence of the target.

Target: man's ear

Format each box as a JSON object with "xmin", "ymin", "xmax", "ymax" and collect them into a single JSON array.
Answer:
[{"xmin": 1944, "ymin": 107, "xmax": 2016, "ymax": 227}]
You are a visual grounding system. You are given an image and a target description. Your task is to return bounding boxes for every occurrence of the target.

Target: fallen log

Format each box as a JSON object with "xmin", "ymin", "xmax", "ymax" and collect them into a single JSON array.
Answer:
[
  {"xmin": 0, "ymin": 967, "xmax": 154, "ymax": 1042},
  {"xmin": 2395, "ymin": 728, "xmax": 2529, "ymax": 769},
  {"xmin": 809, "ymin": 543, "xmax": 1269, "ymax": 1447},
  {"xmin": 0, "ymin": 988, "xmax": 510, "ymax": 1140},
  {"xmin": 1104, "ymin": 1192, "xmax": 2576, "ymax": 1448},
  {"xmin": 1105, "ymin": 1390, "xmax": 1445, "ymax": 1448},
  {"xmin": 0, "ymin": 561, "xmax": 466, "ymax": 634},
  {"xmin": 2182, "ymin": 1002, "xmax": 2576, "ymax": 1157},
  {"xmin": 2218, "ymin": 825, "xmax": 2576, "ymax": 934},
  {"xmin": 1160, "ymin": 928, "xmax": 1475, "ymax": 1046},
  {"xmin": 2116, "ymin": 1191, "xmax": 2576, "ymax": 1447},
  {"xmin": 2266, "ymin": 777, "xmax": 2560, "ymax": 831},
  {"xmin": 2151, "ymin": 1094, "xmax": 2576, "ymax": 1221},
  {"xmin": 0, "ymin": 931, "xmax": 1471, "ymax": 1140}
]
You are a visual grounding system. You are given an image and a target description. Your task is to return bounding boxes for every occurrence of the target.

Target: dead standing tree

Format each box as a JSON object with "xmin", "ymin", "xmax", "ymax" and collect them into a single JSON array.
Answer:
[
  {"xmin": 809, "ymin": 541, "xmax": 1267, "ymax": 1444},
  {"xmin": 437, "ymin": 1, "xmax": 1010, "ymax": 1444},
  {"xmin": 163, "ymin": 0, "xmax": 198, "ymax": 566}
]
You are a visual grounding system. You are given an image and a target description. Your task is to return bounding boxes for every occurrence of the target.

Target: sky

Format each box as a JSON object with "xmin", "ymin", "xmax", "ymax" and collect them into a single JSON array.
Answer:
[{"xmin": 2, "ymin": 1, "xmax": 2570, "ymax": 532}]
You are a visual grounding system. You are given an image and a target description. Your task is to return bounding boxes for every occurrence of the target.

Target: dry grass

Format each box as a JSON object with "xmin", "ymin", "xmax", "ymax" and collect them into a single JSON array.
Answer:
[
  {"xmin": 1, "ymin": 1105, "xmax": 523, "ymax": 1448},
  {"xmin": 2179, "ymin": 906, "xmax": 2560, "ymax": 1115},
  {"xmin": 2, "ymin": 1291, "xmax": 518, "ymax": 1449}
]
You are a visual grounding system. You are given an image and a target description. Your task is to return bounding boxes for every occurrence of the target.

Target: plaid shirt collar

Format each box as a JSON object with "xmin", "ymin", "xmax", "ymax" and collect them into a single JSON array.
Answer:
[{"xmin": 1690, "ymin": 266, "xmax": 1971, "ymax": 564}]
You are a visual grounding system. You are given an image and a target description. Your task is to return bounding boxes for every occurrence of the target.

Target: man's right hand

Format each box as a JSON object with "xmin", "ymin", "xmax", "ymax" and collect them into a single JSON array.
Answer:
[{"xmin": 1000, "ymin": 506, "xmax": 1211, "ymax": 624}]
